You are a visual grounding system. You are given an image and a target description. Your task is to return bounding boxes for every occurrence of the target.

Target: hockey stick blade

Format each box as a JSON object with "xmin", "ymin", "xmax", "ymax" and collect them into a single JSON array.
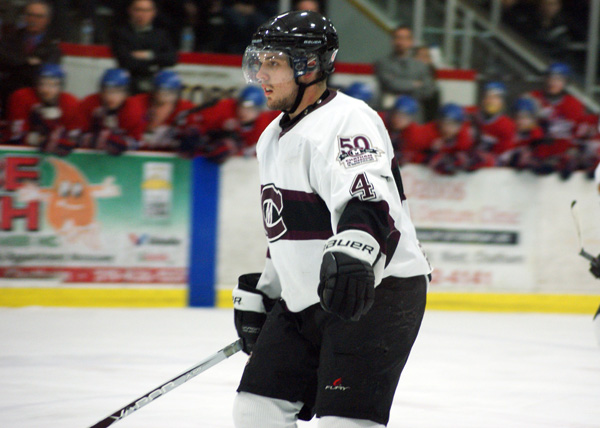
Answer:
[
  {"xmin": 570, "ymin": 200, "xmax": 596, "ymax": 262},
  {"xmin": 89, "ymin": 339, "xmax": 243, "ymax": 428}
]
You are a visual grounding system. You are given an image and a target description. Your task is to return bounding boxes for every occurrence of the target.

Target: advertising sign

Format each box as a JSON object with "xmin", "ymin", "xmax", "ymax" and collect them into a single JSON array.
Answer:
[
  {"xmin": 0, "ymin": 147, "xmax": 191, "ymax": 284},
  {"xmin": 402, "ymin": 165, "xmax": 537, "ymax": 291}
]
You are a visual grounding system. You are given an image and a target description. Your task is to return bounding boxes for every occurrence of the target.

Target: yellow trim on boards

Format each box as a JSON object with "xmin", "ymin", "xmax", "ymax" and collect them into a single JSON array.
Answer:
[
  {"xmin": 0, "ymin": 287, "xmax": 187, "ymax": 308},
  {"xmin": 217, "ymin": 289, "xmax": 600, "ymax": 314},
  {"xmin": 0, "ymin": 287, "xmax": 598, "ymax": 314}
]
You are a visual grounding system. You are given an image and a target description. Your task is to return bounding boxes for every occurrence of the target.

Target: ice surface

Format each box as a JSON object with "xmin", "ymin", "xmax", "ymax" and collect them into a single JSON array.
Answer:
[{"xmin": 0, "ymin": 307, "xmax": 598, "ymax": 428}]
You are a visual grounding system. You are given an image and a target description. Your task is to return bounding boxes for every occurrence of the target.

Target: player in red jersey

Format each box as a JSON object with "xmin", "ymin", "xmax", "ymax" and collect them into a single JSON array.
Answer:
[
  {"xmin": 503, "ymin": 97, "xmax": 545, "ymax": 170},
  {"xmin": 422, "ymin": 103, "xmax": 474, "ymax": 174},
  {"xmin": 7, "ymin": 63, "xmax": 80, "ymax": 156},
  {"xmin": 382, "ymin": 95, "xmax": 427, "ymax": 165},
  {"xmin": 528, "ymin": 63, "xmax": 586, "ymax": 178},
  {"xmin": 199, "ymin": 85, "xmax": 280, "ymax": 159},
  {"xmin": 132, "ymin": 70, "xmax": 200, "ymax": 151},
  {"xmin": 577, "ymin": 113, "xmax": 600, "ymax": 179},
  {"xmin": 471, "ymin": 81, "xmax": 516, "ymax": 165},
  {"xmin": 78, "ymin": 68, "xmax": 145, "ymax": 155}
]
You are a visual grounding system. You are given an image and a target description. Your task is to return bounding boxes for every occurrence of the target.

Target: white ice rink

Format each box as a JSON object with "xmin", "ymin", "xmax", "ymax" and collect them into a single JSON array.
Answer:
[{"xmin": 1, "ymin": 307, "xmax": 598, "ymax": 428}]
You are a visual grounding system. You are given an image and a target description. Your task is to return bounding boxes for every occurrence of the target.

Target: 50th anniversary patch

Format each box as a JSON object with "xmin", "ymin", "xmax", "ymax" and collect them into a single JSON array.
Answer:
[{"xmin": 336, "ymin": 134, "xmax": 382, "ymax": 168}]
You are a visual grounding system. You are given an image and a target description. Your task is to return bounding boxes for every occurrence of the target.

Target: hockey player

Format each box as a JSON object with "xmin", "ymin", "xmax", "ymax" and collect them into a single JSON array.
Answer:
[
  {"xmin": 384, "ymin": 95, "xmax": 427, "ymax": 165},
  {"xmin": 7, "ymin": 63, "xmax": 80, "ymax": 156},
  {"xmin": 78, "ymin": 68, "xmax": 145, "ymax": 155},
  {"xmin": 133, "ymin": 70, "xmax": 199, "ymax": 151},
  {"xmin": 471, "ymin": 81, "xmax": 516, "ymax": 164},
  {"xmin": 422, "ymin": 103, "xmax": 474, "ymax": 175},
  {"xmin": 529, "ymin": 63, "xmax": 586, "ymax": 177},
  {"xmin": 198, "ymin": 85, "xmax": 280, "ymax": 159},
  {"xmin": 504, "ymin": 97, "xmax": 544, "ymax": 170},
  {"xmin": 232, "ymin": 11, "xmax": 431, "ymax": 428}
]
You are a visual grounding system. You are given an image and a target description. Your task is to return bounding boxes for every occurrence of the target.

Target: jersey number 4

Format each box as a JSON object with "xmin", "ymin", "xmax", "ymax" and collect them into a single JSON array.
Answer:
[{"xmin": 350, "ymin": 173, "xmax": 376, "ymax": 201}]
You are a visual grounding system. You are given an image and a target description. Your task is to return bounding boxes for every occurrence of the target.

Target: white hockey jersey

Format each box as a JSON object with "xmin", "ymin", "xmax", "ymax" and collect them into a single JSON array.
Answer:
[{"xmin": 255, "ymin": 90, "xmax": 431, "ymax": 312}]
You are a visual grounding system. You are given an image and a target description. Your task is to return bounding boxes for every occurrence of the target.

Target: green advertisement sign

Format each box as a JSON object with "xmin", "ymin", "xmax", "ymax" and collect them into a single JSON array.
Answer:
[{"xmin": 0, "ymin": 146, "xmax": 191, "ymax": 283}]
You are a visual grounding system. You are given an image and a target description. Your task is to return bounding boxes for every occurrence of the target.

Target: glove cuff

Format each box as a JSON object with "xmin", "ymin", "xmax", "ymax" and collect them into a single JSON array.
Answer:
[
  {"xmin": 232, "ymin": 287, "xmax": 266, "ymax": 313},
  {"xmin": 323, "ymin": 229, "xmax": 380, "ymax": 267}
]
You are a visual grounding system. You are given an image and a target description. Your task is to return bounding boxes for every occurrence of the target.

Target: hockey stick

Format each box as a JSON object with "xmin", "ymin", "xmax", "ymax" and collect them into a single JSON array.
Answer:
[
  {"xmin": 174, "ymin": 98, "xmax": 220, "ymax": 127},
  {"xmin": 89, "ymin": 338, "xmax": 243, "ymax": 428},
  {"xmin": 570, "ymin": 200, "xmax": 596, "ymax": 263}
]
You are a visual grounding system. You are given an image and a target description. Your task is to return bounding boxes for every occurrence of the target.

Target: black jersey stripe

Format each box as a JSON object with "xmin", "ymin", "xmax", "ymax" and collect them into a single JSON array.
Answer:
[
  {"xmin": 262, "ymin": 187, "xmax": 333, "ymax": 241},
  {"xmin": 338, "ymin": 198, "xmax": 400, "ymax": 260}
]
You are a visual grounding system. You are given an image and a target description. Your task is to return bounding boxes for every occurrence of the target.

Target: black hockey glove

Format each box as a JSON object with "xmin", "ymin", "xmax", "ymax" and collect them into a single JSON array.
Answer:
[
  {"xmin": 318, "ymin": 251, "xmax": 375, "ymax": 322},
  {"xmin": 232, "ymin": 273, "xmax": 276, "ymax": 354},
  {"xmin": 590, "ymin": 255, "xmax": 600, "ymax": 279}
]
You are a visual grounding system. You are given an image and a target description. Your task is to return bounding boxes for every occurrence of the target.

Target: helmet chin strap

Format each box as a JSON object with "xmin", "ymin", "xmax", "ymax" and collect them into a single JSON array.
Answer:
[{"xmin": 284, "ymin": 73, "xmax": 327, "ymax": 115}]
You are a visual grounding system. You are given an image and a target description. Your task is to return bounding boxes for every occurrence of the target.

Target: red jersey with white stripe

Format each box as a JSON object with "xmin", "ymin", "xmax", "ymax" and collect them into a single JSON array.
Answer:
[
  {"xmin": 78, "ymin": 93, "xmax": 145, "ymax": 149},
  {"xmin": 132, "ymin": 93, "xmax": 199, "ymax": 150},
  {"xmin": 7, "ymin": 87, "xmax": 80, "ymax": 144},
  {"xmin": 473, "ymin": 112, "xmax": 516, "ymax": 155},
  {"xmin": 200, "ymin": 98, "xmax": 279, "ymax": 153},
  {"xmin": 529, "ymin": 90, "xmax": 585, "ymax": 156}
]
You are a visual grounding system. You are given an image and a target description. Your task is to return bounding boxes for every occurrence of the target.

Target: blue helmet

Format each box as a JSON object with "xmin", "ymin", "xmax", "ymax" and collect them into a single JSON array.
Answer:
[
  {"xmin": 547, "ymin": 62, "xmax": 571, "ymax": 78},
  {"xmin": 393, "ymin": 95, "xmax": 418, "ymax": 115},
  {"xmin": 513, "ymin": 97, "xmax": 537, "ymax": 114},
  {"xmin": 484, "ymin": 81, "xmax": 507, "ymax": 96},
  {"xmin": 101, "ymin": 68, "xmax": 130, "ymax": 88},
  {"xmin": 38, "ymin": 63, "xmax": 65, "ymax": 80},
  {"xmin": 238, "ymin": 85, "xmax": 266, "ymax": 108},
  {"xmin": 439, "ymin": 103, "xmax": 465, "ymax": 122},
  {"xmin": 154, "ymin": 70, "xmax": 182, "ymax": 91},
  {"xmin": 343, "ymin": 82, "xmax": 374, "ymax": 103}
]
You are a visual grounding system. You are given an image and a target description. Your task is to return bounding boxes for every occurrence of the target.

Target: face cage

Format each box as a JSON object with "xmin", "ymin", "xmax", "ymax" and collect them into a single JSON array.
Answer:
[{"xmin": 242, "ymin": 46, "xmax": 323, "ymax": 85}]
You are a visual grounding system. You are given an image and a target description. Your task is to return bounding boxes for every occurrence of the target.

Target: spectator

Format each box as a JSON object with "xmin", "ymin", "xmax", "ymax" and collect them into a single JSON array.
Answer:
[
  {"xmin": 198, "ymin": 85, "xmax": 279, "ymax": 158},
  {"xmin": 111, "ymin": 0, "xmax": 177, "ymax": 94},
  {"xmin": 221, "ymin": 1, "xmax": 267, "ymax": 54},
  {"xmin": 7, "ymin": 63, "xmax": 80, "ymax": 156},
  {"xmin": 132, "ymin": 70, "xmax": 200, "ymax": 151},
  {"xmin": 0, "ymin": 0, "xmax": 60, "ymax": 118},
  {"xmin": 528, "ymin": 63, "xmax": 586, "ymax": 178},
  {"xmin": 414, "ymin": 44, "xmax": 440, "ymax": 122},
  {"xmin": 524, "ymin": 0, "xmax": 572, "ymax": 61},
  {"xmin": 78, "ymin": 68, "xmax": 146, "ymax": 155},
  {"xmin": 471, "ymin": 82, "xmax": 516, "ymax": 162},
  {"xmin": 374, "ymin": 25, "xmax": 436, "ymax": 116}
]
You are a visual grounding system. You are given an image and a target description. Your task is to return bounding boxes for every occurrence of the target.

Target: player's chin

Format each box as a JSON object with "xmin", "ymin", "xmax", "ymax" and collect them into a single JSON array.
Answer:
[{"xmin": 265, "ymin": 98, "xmax": 283, "ymax": 111}]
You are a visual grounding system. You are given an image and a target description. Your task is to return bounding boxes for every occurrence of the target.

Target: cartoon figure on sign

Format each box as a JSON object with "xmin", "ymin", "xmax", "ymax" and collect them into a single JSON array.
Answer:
[{"xmin": 17, "ymin": 157, "xmax": 120, "ymax": 248}]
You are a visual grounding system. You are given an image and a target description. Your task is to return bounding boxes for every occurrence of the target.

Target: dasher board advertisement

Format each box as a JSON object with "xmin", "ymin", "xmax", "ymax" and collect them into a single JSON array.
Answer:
[{"xmin": 0, "ymin": 147, "xmax": 191, "ymax": 284}]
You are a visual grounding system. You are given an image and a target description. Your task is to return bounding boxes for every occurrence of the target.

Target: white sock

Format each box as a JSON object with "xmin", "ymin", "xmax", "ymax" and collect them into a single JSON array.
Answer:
[
  {"xmin": 232, "ymin": 392, "xmax": 304, "ymax": 428},
  {"xmin": 318, "ymin": 416, "xmax": 386, "ymax": 428}
]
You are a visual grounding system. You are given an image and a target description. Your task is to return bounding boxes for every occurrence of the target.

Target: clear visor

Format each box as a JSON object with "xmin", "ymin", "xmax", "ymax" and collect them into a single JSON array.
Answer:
[{"xmin": 242, "ymin": 46, "xmax": 295, "ymax": 85}]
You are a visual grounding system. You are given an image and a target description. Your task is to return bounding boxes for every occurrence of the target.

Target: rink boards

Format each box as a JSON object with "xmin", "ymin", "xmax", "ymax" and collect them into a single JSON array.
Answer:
[{"xmin": 1, "ymin": 153, "xmax": 599, "ymax": 314}]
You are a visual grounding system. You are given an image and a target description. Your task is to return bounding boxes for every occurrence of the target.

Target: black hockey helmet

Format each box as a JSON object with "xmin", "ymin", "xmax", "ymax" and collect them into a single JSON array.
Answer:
[{"xmin": 243, "ymin": 11, "xmax": 339, "ymax": 84}]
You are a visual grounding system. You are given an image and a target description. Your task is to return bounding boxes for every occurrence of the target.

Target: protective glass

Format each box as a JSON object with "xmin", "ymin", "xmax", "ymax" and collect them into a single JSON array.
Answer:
[{"xmin": 242, "ymin": 46, "xmax": 295, "ymax": 85}]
